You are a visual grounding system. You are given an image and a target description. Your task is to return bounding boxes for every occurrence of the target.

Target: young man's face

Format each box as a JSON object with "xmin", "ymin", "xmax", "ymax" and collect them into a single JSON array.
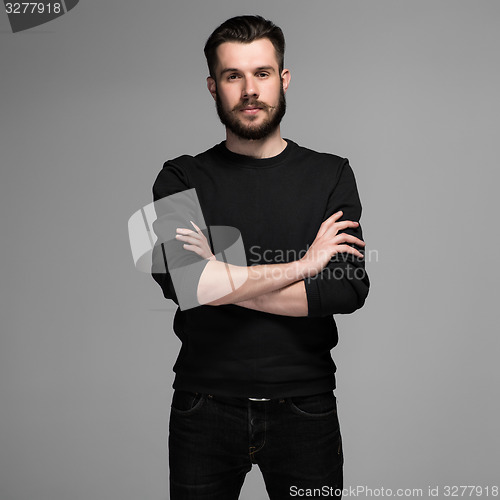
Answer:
[{"xmin": 207, "ymin": 38, "xmax": 290, "ymax": 141}]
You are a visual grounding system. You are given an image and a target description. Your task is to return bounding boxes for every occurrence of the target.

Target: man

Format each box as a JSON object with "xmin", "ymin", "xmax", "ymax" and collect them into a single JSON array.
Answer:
[{"xmin": 151, "ymin": 15, "xmax": 369, "ymax": 500}]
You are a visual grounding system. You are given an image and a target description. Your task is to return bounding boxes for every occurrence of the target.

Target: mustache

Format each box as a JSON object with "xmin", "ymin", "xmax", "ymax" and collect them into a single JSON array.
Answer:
[{"xmin": 233, "ymin": 101, "xmax": 275, "ymax": 112}]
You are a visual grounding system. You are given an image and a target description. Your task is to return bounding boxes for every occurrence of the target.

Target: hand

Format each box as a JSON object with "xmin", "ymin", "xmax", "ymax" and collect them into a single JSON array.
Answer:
[
  {"xmin": 299, "ymin": 210, "xmax": 365, "ymax": 277},
  {"xmin": 175, "ymin": 221, "xmax": 216, "ymax": 261}
]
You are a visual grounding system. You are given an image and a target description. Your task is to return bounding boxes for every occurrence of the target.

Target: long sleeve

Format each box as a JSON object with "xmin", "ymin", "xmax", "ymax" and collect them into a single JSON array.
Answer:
[
  {"xmin": 150, "ymin": 158, "xmax": 210, "ymax": 309},
  {"xmin": 303, "ymin": 158, "xmax": 370, "ymax": 317}
]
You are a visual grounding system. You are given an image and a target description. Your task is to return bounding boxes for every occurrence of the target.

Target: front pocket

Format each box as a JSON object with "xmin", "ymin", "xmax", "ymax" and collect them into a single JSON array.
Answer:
[
  {"xmin": 170, "ymin": 390, "xmax": 206, "ymax": 415},
  {"xmin": 288, "ymin": 391, "xmax": 337, "ymax": 417}
]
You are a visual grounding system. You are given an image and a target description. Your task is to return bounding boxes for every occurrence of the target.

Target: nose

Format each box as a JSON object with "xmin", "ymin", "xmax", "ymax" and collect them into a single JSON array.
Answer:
[{"xmin": 242, "ymin": 76, "xmax": 259, "ymax": 99}]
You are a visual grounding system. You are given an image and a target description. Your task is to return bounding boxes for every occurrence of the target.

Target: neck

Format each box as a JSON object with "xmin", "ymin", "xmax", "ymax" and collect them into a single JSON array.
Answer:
[{"xmin": 224, "ymin": 127, "xmax": 287, "ymax": 159}]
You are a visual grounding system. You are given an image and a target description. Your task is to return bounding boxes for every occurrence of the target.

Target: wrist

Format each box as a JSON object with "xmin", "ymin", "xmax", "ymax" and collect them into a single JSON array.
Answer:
[
  {"xmin": 292, "ymin": 259, "xmax": 309, "ymax": 281},
  {"xmin": 234, "ymin": 296, "xmax": 257, "ymax": 309},
  {"xmin": 251, "ymin": 293, "xmax": 262, "ymax": 310}
]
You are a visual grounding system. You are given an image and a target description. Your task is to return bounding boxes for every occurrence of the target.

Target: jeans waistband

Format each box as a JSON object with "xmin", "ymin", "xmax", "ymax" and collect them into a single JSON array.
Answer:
[{"xmin": 207, "ymin": 393, "xmax": 286, "ymax": 407}]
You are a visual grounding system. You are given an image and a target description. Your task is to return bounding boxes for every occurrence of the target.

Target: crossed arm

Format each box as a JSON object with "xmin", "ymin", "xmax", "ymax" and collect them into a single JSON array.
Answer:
[
  {"xmin": 174, "ymin": 217, "xmax": 364, "ymax": 317},
  {"xmin": 234, "ymin": 281, "xmax": 308, "ymax": 317},
  {"xmin": 173, "ymin": 221, "xmax": 308, "ymax": 316}
]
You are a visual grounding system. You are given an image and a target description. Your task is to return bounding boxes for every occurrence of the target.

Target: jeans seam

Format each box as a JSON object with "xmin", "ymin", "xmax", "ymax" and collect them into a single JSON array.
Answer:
[{"xmin": 249, "ymin": 407, "xmax": 267, "ymax": 461}]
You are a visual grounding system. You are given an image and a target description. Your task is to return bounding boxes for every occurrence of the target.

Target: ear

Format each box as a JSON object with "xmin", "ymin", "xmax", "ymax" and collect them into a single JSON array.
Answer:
[
  {"xmin": 207, "ymin": 76, "xmax": 217, "ymax": 101},
  {"xmin": 281, "ymin": 68, "xmax": 291, "ymax": 93}
]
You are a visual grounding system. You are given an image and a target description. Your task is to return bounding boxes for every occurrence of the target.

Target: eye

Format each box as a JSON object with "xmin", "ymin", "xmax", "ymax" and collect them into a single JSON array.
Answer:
[
  {"xmin": 258, "ymin": 72, "xmax": 269, "ymax": 78},
  {"xmin": 227, "ymin": 74, "xmax": 240, "ymax": 81}
]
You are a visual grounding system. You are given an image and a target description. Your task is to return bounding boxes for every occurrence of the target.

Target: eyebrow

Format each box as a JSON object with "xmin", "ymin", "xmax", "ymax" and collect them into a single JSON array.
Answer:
[{"xmin": 220, "ymin": 66, "xmax": 276, "ymax": 76}]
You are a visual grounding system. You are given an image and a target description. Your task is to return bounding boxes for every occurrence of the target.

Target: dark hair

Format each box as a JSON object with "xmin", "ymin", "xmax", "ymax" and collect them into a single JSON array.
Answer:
[{"xmin": 204, "ymin": 15, "xmax": 285, "ymax": 82}]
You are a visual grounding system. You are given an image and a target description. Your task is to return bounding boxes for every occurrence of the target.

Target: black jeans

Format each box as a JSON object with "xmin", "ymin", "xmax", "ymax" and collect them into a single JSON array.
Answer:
[{"xmin": 168, "ymin": 389, "xmax": 343, "ymax": 499}]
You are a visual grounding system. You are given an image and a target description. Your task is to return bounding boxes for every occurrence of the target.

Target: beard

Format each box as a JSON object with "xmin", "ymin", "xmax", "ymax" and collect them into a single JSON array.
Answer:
[{"xmin": 215, "ymin": 82, "xmax": 287, "ymax": 141}]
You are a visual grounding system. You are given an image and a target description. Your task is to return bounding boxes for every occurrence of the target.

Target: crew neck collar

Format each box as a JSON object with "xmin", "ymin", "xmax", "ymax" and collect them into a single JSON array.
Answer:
[{"xmin": 214, "ymin": 138, "xmax": 296, "ymax": 168}]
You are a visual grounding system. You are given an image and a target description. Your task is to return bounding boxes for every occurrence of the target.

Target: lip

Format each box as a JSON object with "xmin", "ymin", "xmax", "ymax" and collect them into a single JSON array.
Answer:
[{"xmin": 240, "ymin": 107, "xmax": 262, "ymax": 114}]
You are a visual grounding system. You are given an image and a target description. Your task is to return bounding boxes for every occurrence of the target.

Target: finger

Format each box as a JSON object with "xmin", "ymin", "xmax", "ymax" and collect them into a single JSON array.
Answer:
[
  {"xmin": 190, "ymin": 220, "xmax": 202, "ymax": 234},
  {"xmin": 317, "ymin": 211, "xmax": 344, "ymax": 237},
  {"xmin": 323, "ymin": 220, "xmax": 359, "ymax": 238},
  {"xmin": 176, "ymin": 230, "xmax": 203, "ymax": 241},
  {"xmin": 335, "ymin": 244, "xmax": 365, "ymax": 259},
  {"xmin": 175, "ymin": 234, "xmax": 202, "ymax": 244},
  {"xmin": 178, "ymin": 226, "xmax": 208, "ymax": 244},
  {"xmin": 334, "ymin": 220, "xmax": 360, "ymax": 231},
  {"xmin": 323, "ymin": 211, "xmax": 344, "ymax": 227},
  {"xmin": 342, "ymin": 220, "xmax": 360, "ymax": 228},
  {"xmin": 327, "ymin": 210, "xmax": 344, "ymax": 220},
  {"xmin": 176, "ymin": 227, "xmax": 197, "ymax": 235},
  {"xmin": 181, "ymin": 244, "xmax": 203, "ymax": 256},
  {"xmin": 333, "ymin": 234, "xmax": 366, "ymax": 247},
  {"xmin": 351, "ymin": 237, "xmax": 366, "ymax": 247}
]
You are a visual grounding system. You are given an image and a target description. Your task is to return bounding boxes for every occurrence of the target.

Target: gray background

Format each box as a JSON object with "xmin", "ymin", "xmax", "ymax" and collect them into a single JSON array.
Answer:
[{"xmin": 1, "ymin": 1, "xmax": 499, "ymax": 499}]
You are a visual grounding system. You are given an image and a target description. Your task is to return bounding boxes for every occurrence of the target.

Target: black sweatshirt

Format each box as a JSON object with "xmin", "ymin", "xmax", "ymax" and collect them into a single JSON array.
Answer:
[{"xmin": 151, "ymin": 138, "xmax": 369, "ymax": 398}]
